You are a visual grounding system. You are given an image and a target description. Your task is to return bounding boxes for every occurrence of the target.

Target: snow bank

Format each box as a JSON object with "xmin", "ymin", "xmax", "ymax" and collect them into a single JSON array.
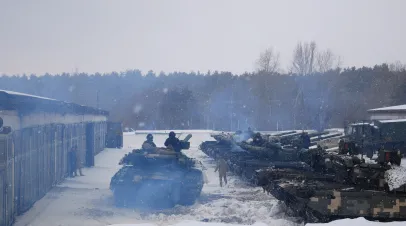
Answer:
[
  {"xmin": 110, "ymin": 220, "xmax": 268, "ymax": 226},
  {"xmin": 134, "ymin": 130, "xmax": 216, "ymax": 134},
  {"xmin": 307, "ymin": 217, "xmax": 406, "ymax": 226}
]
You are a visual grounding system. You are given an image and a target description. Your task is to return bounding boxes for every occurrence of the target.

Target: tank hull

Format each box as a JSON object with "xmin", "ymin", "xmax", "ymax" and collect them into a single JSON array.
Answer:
[
  {"xmin": 110, "ymin": 150, "xmax": 204, "ymax": 210},
  {"xmin": 260, "ymin": 168, "xmax": 406, "ymax": 223}
]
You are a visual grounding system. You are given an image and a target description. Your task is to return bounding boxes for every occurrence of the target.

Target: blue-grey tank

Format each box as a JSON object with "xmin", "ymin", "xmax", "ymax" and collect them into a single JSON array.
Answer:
[{"xmin": 110, "ymin": 144, "xmax": 204, "ymax": 210}]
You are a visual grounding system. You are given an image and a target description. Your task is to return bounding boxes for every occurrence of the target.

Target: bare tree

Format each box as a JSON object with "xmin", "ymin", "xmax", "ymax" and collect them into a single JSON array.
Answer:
[
  {"xmin": 316, "ymin": 49, "xmax": 342, "ymax": 73},
  {"xmin": 389, "ymin": 61, "xmax": 406, "ymax": 72},
  {"xmin": 256, "ymin": 47, "xmax": 280, "ymax": 74},
  {"xmin": 290, "ymin": 41, "xmax": 317, "ymax": 75}
]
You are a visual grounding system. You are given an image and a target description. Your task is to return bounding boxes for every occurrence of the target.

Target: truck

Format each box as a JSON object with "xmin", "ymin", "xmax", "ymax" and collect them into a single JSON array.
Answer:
[{"xmin": 341, "ymin": 119, "xmax": 406, "ymax": 157}]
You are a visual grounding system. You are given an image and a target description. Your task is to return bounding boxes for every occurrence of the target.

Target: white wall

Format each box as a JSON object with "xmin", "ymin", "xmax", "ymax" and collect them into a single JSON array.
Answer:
[
  {"xmin": 0, "ymin": 110, "xmax": 20, "ymax": 130},
  {"xmin": 369, "ymin": 113, "xmax": 406, "ymax": 120},
  {"xmin": 0, "ymin": 110, "xmax": 107, "ymax": 130}
]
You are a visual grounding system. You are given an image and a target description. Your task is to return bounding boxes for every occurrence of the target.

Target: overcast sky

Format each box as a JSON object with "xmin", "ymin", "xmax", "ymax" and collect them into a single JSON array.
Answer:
[{"xmin": 0, "ymin": 0, "xmax": 405, "ymax": 75}]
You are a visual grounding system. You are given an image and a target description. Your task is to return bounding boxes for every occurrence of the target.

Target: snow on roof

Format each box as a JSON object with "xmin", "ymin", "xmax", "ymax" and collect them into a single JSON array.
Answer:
[
  {"xmin": 349, "ymin": 122, "xmax": 371, "ymax": 126},
  {"xmin": 0, "ymin": 89, "xmax": 108, "ymax": 115},
  {"xmin": 379, "ymin": 119, "xmax": 406, "ymax": 123},
  {"xmin": 368, "ymin": 104, "xmax": 406, "ymax": 112},
  {"xmin": 0, "ymin": 89, "xmax": 57, "ymax": 101}
]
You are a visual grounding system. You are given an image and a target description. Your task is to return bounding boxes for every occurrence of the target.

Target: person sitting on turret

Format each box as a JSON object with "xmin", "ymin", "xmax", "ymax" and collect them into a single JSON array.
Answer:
[
  {"xmin": 252, "ymin": 132, "xmax": 265, "ymax": 146},
  {"xmin": 300, "ymin": 131, "xmax": 311, "ymax": 149},
  {"xmin": 142, "ymin": 134, "xmax": 157, "ymax": 150},
  {"xmin": 247, "ymin": 127, "xmax": 255, "ymax": 138},
  {"xmin": 165, "ymin": 131, "xmax": 181, "ymax": 152}
]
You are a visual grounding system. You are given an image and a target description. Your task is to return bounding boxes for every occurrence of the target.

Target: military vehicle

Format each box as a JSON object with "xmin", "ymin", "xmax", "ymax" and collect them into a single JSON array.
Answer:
[
  {"xmin": 341, "ymin": 119, "xmax": 406, "ymax": 158},
  {"xmin": 201, "ymin": 131, "xmax": 314, "ymax": 183},
  {"xmin": 202, "ymin": 129, "xmax": 406, "ymax": 223},
  {"xmin": 257, "ymin": 147, "xmax": 406, "ymax": 223},
  {"xmin": 200, "ymin": 130, "xmax": 343, "ymax": 182},
  {"xmin": 110, "ymin": 135, "xmax": 204, "ymax": 209}
]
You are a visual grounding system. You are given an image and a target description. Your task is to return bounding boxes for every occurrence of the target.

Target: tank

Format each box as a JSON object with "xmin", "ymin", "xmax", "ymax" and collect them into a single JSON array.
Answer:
[
  {"xmin": 110, "ymin": 140, "xmax": 204, "ymax": 210},
  {"xmin": 257, "ymin": 148, "xmax": 406, "ymax": 223},
  {"xmin": 200, "ymin": 132, "xmax": 306, "ymax": 182}
]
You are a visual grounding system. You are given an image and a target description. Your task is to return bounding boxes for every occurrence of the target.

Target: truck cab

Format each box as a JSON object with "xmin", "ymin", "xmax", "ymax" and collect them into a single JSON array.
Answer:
[{"xmin": 342, "ymin": 120, "xmax": 406, "ymax": 158}]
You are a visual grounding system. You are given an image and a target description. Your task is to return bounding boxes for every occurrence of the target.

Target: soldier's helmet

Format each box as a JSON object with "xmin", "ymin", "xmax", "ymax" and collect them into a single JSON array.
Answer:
[
  {"xmin": 169, "ymin": 131, "xmax": 176, "ymax": 137},
  {"xmin": 147, "ymin": 134, "xmax": 153, "ymax": 140}
]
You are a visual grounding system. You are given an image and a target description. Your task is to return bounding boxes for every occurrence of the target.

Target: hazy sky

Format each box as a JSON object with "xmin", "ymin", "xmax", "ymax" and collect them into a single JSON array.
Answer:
[{"xmin": 1, "ymin": 0, "xmax": 405, "ymax": 75}]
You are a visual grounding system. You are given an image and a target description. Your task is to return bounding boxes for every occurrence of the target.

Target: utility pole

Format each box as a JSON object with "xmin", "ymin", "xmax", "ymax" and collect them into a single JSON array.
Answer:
[
  {"xmin": 96, "ymin": 90, "xmax": 100, "ymax": 109},
  {"xmin": 229, "ymin": 91, "xmax": 234, "ymax": 132}
]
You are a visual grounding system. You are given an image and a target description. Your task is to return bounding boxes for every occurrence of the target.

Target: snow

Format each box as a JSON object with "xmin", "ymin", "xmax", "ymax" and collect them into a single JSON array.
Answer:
[
  {"xmin": 133, "ymin": 130, "xmax": 216, "ymax": 134},
  {"xmin": 368, "ymin": 104, "xmax": 406, "ymax": 112},
  {"xmin": 110, "ymin": 221, "xmax": 268, "ymax": 226},
  {"xmin": 385, "ymin": 165, "xmax": 406, "ymax": 190},
  {"xmin": 307, "ymin": 217, "xmax": 406, "ymax": 226},
  {"xmin": 384, "ymin": 159, "xmax": 406, "ymax": 191},
  {"xmin": 0, "ymin": 89, "xmax": 57, "ymax": 101},
  {"xmin": 379, "ymin": 119, "xmax": 406, "ymax": 123}
]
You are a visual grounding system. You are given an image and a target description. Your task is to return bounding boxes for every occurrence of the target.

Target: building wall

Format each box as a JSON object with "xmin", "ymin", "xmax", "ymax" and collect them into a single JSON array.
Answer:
[
  {"xmin": 0, "ymin": 110, "xmax": 107, "ymax": 130},
  {"xmin": 0, "ymin": 110, "xmax": 20, "ymax": 130},
  {"xmin": 369, "ymin": 112, "xmax": 406, "ymax": 120}
]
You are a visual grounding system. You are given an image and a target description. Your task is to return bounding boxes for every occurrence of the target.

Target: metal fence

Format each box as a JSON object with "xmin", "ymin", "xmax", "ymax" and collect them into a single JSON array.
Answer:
[{"xmin": 0, "ymin": 121, "xmax": 107, "ymax": 226}]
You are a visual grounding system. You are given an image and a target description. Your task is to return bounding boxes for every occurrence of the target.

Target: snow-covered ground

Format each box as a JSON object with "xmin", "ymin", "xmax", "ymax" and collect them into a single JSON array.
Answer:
[{"xmin": 13, "ymin": 132, "xmax": 294, "ymax": 226}]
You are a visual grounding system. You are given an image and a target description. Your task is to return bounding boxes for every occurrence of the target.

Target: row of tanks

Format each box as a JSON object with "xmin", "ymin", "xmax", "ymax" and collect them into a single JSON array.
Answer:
[
  {"xmin": 199, "ymin": 128, "xmax": 406, "ymax": 223},
  {"xmin": 110, "ymin": 134, "xmax": 205, "ymax": 209}
]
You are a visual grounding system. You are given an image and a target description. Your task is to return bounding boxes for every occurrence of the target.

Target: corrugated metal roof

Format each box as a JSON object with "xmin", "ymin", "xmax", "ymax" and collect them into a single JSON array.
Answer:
[
  {"xmin": 368, "ymin": 104, "xmax": 406, "ymax": 112},
  {"xmin": 0, "ymin": 89, "xmax": 108, "ymax": 116},
  {"xmin": 0, "ymin": 89, "xmax": 57, "ymax": 101}
]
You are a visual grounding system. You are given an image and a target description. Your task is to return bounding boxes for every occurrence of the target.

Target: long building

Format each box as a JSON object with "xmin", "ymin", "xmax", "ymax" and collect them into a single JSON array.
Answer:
[
  {"xmin": 368, "ymin": 104, "xmax": 406, "ymax": 120},
  {"xmin": 0, "ymin": 89, "xmax": 109, "ymax": 226}
]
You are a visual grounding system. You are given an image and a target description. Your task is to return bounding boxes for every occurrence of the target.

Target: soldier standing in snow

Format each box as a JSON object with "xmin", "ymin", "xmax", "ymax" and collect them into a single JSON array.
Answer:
[
  {"xmin": 214, "ymin": 155, "xmax": 228, "ymax": 187},
  {"xmin": 68, "ymin": 147, "xmax": 77, "ymax": 177},
  {"xmin": 73, "ymin": 145, "xmax": 84, "ymax": 176}
]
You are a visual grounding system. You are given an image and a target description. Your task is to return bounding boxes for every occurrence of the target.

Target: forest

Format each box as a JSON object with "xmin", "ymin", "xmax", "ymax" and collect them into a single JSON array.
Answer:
[{"xmin": 1, "ymin": 42, "xmax": 406, "ymax": 131}]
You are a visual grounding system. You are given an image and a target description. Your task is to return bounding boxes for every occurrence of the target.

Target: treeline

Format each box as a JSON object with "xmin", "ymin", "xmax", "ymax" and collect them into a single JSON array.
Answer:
[{"xmin": 1, "ymin": 63, "xmax": 406, "ymax": 131}]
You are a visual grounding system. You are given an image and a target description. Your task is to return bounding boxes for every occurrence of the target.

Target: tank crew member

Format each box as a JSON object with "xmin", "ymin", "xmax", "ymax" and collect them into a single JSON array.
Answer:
[
  {"xmin": 142, "ymin": 133, "xmax": 157, "ymax": 150},
  {"xmin": 338, "ymin": 139, "xmax": 345, "ymax": 154},
  {"xmin": 215, "ymin": 155, "xmax": 228, "ymax": 187},
  {"xmin": 164, "ymin": 131, "xmax": 181, "ymax": 152},
  {"xmin": 300, "ymin": 132, "xmax": 311, "ymax": 149},
  {"xmin": 252, "ymin": 132, "xmax": 265, "ymax": 146},
  {"xmin": 247, "ymin": 127, "xmax": 255, "ymax": 138}
]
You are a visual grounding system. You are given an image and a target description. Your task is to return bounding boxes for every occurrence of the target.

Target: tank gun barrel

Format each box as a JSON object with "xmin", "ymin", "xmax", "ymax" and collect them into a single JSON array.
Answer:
[
  {"xmin": 272, "ymin": 131, "xmax": 296, "ymax": 137},
  {"xmin": 307, "ymin": 131, "xmax": 329, "ymax": 138}
]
